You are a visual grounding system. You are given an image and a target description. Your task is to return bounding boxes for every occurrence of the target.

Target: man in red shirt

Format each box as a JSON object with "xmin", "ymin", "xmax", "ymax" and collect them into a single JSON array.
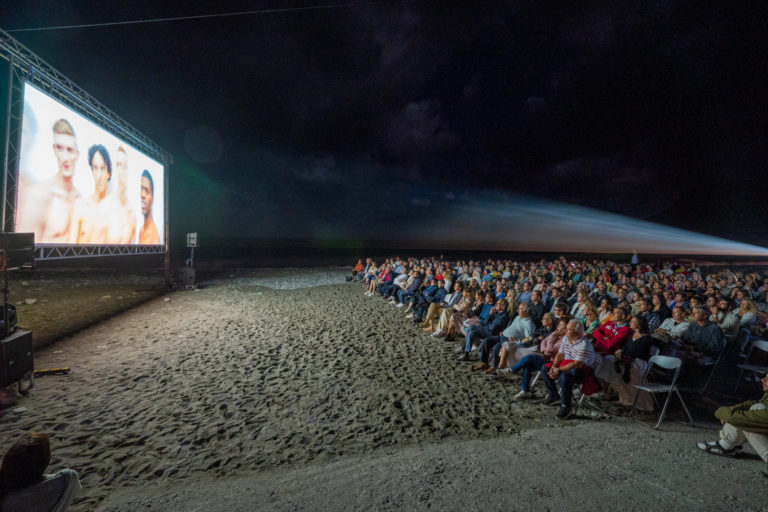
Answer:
[{"xmin": 592, "ymin": 306, "xmax": 632, "ymax": 354}]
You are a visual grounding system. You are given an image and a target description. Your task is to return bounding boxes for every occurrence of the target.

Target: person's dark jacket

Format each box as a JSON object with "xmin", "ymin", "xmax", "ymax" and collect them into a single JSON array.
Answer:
[
  {"xmin": 528, "ymin": 301, "xmax": 545, "ymax": 326},
  {"xmin": 427, "ymin": 287, "xmax": 447, "ymax": 304},
  {"xmin": 405, "ymin": 277, "xmax": 422, "ymax": 293},
  {"xmin": 486, "ymin": 311, "xmax": 511, "ymax": 335},
  {"xmin": 621, "ymin": 334, "xmax": 653, "ymax": 361}
]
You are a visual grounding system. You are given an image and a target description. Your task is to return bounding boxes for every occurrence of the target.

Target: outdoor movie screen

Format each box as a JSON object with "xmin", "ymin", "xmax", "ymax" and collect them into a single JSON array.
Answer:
[{"xmin": 15, "ymin": 83, "xmax": 165, "ymax": 245}]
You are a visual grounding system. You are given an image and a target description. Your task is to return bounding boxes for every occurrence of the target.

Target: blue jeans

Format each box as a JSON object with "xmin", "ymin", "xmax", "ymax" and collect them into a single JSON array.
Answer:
[
  {"xmin": 510, "ymin": 354, "xmax": 545, "ymax": 392},
  {"xmin": 464, "ymin": 325, "xmax": 491, "ymax": 353},
  {"xmin": 480, "ymin": 335, "xmax": 512, "ymax": 365},
  {"xmin": 398, "ymin": 290, "xmax": 418, "ymax": 305},
  {"xmin": 540, "ymin": 366, "xmax": 579, "ymax": 408},
  {"xmin": 413, "ymin": 300, "xmax": 433, "ymax": 321}
]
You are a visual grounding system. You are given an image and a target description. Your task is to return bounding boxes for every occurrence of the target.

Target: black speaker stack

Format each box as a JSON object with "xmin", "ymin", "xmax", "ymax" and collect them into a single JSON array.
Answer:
[{"xmin": 0, "ymin": 233, "xmax": 35, "ymax": 393}]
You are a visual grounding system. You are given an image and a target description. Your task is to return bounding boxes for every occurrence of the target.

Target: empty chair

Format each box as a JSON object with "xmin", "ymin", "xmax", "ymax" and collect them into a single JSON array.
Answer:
[
  {"xmin": 734, "ymin": 339, "xmax": 768, "ymax": 394},
  {"xmin": 629, "ymin": 355, "xmax": 694, "ymax": 429}
]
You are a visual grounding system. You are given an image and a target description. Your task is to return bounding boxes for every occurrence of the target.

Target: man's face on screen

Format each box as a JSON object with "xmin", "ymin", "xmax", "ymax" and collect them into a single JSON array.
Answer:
[
  {"xmin": 53, "ymin": 133, "xmax": 79, "ymax": 178},
  {"xmin": 141, "ymin": 176, "xmax": 153, "ymax": 216}
]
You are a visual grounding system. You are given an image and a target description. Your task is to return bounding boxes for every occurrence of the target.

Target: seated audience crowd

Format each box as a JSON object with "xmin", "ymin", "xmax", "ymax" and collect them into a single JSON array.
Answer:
[{"xmin": 355, "ymin": 256, "xmax": 768, "ymax": 426}]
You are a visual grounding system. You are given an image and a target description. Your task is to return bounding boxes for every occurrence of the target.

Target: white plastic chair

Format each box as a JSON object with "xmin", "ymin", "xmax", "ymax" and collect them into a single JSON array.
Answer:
[
  {"xmin": 734, "ymin": 339, "xmax": 768, "ymax": 393},
  {"xmin": 629, "ymin": 355, "xmax": 694, "ymax": 429}
]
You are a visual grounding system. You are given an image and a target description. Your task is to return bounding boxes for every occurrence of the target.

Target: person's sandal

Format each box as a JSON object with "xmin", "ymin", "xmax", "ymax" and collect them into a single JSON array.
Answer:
[{"xmin": 696, "ymin": 440, "xmax": 742, "ymax": 458}]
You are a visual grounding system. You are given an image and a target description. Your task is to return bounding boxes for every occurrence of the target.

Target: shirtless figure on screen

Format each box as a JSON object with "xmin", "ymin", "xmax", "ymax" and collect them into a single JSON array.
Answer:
[
  {"xmin": 138, "ymin": 169, "xmax": 160, "ymax": 244},
  {"xmin": 68, "ymin": 144, "xmax": 112, "ymax": 244},
  {"xmin": 104, "ymin": 147, "xmax": 137, "ymax": 244},
  {"xmin": 16, "ymin": 119, "xmax": 81, "ymax": 243}
]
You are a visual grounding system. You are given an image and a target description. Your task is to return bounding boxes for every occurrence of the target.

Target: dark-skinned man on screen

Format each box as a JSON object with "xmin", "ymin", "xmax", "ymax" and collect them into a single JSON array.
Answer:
[{"xmin": 138, "ymin": 169, "xmax": 160, "ymax": 245}]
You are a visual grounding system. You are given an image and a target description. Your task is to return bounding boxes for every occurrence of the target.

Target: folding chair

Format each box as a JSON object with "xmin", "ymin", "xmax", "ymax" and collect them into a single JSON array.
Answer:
[
  {"xmin": 575, "ymin": 386, "xmax": 602, "ymax": 414},
  {"xmin": 734, "ymin": 339, "xmax": 768, "ymax": 394},
  {"xmin": 737, "ymin": 328, "xmax": 756, "ymax": 359},
  {"xmin": 701, "ymin": 335, "xmax": 731, "ymax": 394},
  {"xmin": 629, "ymin": 355, "xmax": 694, "ymax": 429}
]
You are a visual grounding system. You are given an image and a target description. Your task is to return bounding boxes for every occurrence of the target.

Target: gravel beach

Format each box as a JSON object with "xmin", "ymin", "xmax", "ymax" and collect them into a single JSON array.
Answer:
[{"xmin": 0, "ymin": 268, "xmax": 763, "ymax": 511}]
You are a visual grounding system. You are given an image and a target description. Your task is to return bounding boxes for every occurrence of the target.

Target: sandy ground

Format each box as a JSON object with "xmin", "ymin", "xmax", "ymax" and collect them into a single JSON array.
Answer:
[
  {"xmin": 9, "ymin": 270, "xmax": 166, "ymax": 348},
  {"xmin": 0, "ymin": 268, "xmax": 764, "ymax": 511}
]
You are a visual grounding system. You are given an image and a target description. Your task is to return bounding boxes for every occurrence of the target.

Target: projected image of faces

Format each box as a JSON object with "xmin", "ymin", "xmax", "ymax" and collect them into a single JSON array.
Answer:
[{"xmin": 15, "ymin": 84, "xmax": 164, "ymax": 245}]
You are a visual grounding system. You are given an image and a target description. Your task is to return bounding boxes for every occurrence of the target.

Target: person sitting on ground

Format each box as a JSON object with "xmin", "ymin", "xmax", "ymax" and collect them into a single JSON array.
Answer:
[
  {"xmin": 592, "ymin": 306, "xmax": 632, "ymax": 354},
  {"xmin": 458, "ymin": 299, "xmax": 510, "ymax": 360},
  {"xmin": 697, "ymin": 372, "xmax": 768, "ymax": 468},
  {"xmin": 474, "ymin": 302, "xmax": 536, "ymax": 373},
  {"xmin": 539, "ymin": 319, "xmax": 598, "ymax": 419},
  {"xmin": 0, "ymin": 431, "xmax": 82, "ymax": 511}
]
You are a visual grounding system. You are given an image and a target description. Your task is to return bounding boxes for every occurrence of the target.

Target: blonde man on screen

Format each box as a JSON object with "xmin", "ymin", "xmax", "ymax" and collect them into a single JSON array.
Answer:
[
  {"xmin": 138, "ymin": 169, "xmax": 160, "ymax": 244},
  {"xmin": 105, "ymin": 147, "xmax": 137, "ymax": 244},
  {"xmin": 16, "ymin": 119, "xmax": 81, "ymax": 243},
  {"xmin": 68, "ymin": 144, "xmax": 113, "ymax": 244}
]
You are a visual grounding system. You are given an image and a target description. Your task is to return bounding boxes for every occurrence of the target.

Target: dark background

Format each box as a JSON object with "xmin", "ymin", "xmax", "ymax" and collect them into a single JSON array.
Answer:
[{"xmin": 3, "ymin": 1, "xmax": 768, "ymax": 260}]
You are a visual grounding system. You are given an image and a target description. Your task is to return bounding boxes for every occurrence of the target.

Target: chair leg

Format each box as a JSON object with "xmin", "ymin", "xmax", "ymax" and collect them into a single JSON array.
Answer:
[
  {"xmin": 675, "ymin": 389, "xmax": 694, "ymax": 426},
  {"xmin": 655, "ymin": 391, "xmax": 675, "ymax": 429},
  {"xmin": 628, "ymin": 389, "xmax": 640, "ymax": 421}
]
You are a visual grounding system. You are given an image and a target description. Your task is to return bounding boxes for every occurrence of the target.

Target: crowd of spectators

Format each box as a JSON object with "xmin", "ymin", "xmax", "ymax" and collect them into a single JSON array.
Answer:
[{"xmin": 350, "ymin": 256, "xmax": 768, "ymax": 423}]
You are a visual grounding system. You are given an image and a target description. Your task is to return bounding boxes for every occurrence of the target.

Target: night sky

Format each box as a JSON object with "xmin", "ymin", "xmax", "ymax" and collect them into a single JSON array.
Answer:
[{"xmin": 3, "ymin": 1, "xmax": 768, "ymax": 252}]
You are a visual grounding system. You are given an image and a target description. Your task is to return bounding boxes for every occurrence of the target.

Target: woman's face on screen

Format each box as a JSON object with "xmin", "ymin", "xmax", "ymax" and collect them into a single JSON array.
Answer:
[{"xmin": 91, "ymin": 151, "xmax": 109, "ymax": 197}]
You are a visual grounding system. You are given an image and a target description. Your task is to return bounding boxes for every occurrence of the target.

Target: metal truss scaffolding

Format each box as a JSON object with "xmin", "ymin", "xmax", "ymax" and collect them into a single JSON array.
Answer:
[
  {"xmin": 36, "ymin": 245, "xmax": 165, "ymax": 260},
  {"xmin": 1, "ymin": 52, "xmax": 23, "ymax": 233},
  {"xmin": 0, "ymin": 30, "xmax": 172, "ymax": 261}
]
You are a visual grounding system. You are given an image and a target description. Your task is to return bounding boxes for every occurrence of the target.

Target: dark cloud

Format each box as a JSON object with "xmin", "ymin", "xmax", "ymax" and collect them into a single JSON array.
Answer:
[
  {"xmin": 4, "ymin": 1, "xmax": 768, "ymax": 247},
  {"xmin": 384, "ymin": 99, "xmax": 456, "ymax": 159}
]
